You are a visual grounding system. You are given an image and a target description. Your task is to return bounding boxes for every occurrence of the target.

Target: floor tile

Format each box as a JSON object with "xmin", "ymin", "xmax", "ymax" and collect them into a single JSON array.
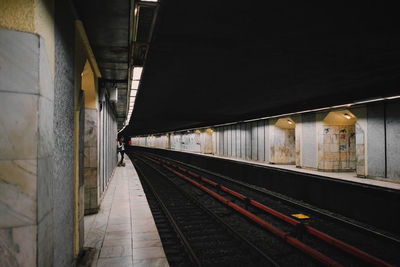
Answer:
[
  {"xmin": 133, "ymin": 223, "xmax": 157, "ymax": 234},
  {"xmin": 96, "ymin": 256, "xmax": 133, "ymax": 267},
  {"xmin": 133, "ymin": 232, "xmax": 160, "ymax": 242},
  {"xmin": 83, "ymin": 159, "xmax": 168, "ymax": 266},
  {"xmin": 133, "ymin": 247, "xmax": 166, "ymax": 260},
  {"xmin": 107, "ymin": 223, "xmax": 131, "ymax": 232},
  {"xmin": 133, "ymin": 240, "xmax": 162, "ymax": 249},
  {"xmin": 99, "ymin": 244, "xmax": 132, "ymax": 258},
  {"xmin": 102, "ymin": 238, "xmax": 131, "ymax": 247},
  {"xmin": 133, "ymin": 258, "xmax": 169, "ymax": 267},
  {"xmin": 104, "ymin": 231, "xmax": 131, "ymax": 241}
]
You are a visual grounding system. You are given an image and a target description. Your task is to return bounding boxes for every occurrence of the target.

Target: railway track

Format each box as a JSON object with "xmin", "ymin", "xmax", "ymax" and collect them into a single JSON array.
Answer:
[
  {"xmin": 129, "ymin": 150, "xmax": 400, "ymax": 266},
  {"xmin": 130, "ymin": 154, "xmax": 279, "ymax": 267}
]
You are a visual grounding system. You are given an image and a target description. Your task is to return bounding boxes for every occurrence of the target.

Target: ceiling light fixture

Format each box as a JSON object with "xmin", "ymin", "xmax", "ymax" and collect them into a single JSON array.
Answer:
[
  {"xmin": 343, "ymin": 113, "xmax": 351, "ymax": 119},
  {"xmin": 130, "ymin": 90, "xmax": 137, "ymax": 97},
  {"xmin": 287, "ymin": 120, "xmax": 293, "ymax": 125},
  {"xmin": 132, "ymin": 67, "xmax": 143, "ymax": 80},
  {"xmin": 131, "ymin": 80, "xmax": 139, "ymax": 90}
]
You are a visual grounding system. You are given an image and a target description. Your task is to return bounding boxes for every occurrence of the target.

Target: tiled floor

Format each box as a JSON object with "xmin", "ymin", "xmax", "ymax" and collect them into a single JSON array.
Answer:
[{"xmin": 84, "ymin": 159, "xmax": 169, "ymax": 267}]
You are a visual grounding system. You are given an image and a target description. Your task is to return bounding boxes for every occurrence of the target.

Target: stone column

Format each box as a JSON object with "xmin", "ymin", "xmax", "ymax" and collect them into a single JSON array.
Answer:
[
  {"xmin": 84, "ymin": 108, "xmax": 99, "ymax": 214},
  {"xmin": 0, "ymin": 29, "xmax": 54, "ymax": 267}
]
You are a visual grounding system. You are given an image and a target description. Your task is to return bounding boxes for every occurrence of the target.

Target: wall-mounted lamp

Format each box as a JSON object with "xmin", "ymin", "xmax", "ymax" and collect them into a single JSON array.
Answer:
[
  {"xmin": 343, "ymin": 113, "xmax": 351, "ymax": 119},
  {"xmin": 287, "ymin": 120, "xmax": 293, "ymax": 125}
]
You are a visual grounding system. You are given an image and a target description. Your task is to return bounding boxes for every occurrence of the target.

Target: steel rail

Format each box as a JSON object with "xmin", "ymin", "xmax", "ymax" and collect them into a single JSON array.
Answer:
[
  {"xmin": 145, "ymin": 152, "xmax": 395, "ymax": 267},
  {"xmin": 142, "ymin": 150, "xmax": 400, "ymax": 247},
  {"xmin": 140, "ymin": 153, "xmax": 343, "ymax": 267},
  {"xmin": 134, "ymin": 153, "xmax": 280, "ymax": 267},
  {"xmin": 133, "ymin": 160, "xmax": 202, "ymax": 267}
]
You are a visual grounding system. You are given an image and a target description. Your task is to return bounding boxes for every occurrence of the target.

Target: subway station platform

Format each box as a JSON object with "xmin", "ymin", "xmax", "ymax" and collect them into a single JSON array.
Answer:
[
  {"xmin": 208, "ymin": 153, "xmax": 400, "ymax": 191},
  {"xmin": 84, "ymin": 159, "xmax": 169, "ymax": 267},
  {"xmin": 157, "ymin": 148, "xmax": 400, "ymax": 191}
]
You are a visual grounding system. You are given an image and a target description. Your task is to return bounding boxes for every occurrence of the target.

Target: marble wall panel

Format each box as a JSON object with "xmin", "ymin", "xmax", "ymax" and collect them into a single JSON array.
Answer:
[
  {"xmin": 85, "ymin": 168, "xmax": 98, "ymax": 188},
  {"xmin": 264, "ymin": 120, "xmax": 270, "ymax": 162},
  {"xmin": 236, "ymin": 124, "xmax": 241, "ymax": 158},
  {"xmin": 240, "ymin": 123, "xmax": 246, "ymax": 159},
  {"xmin": 257, "ymin": 121, "xmax": 265, "ymax": 162},
  {"xmin": 356, "ymin": 123, "xmax": 366, "ymax": 177},
  {"xmin": 245, "ymin": 123, "xmax": 252, "ymax": 160},
  {"xmin": 223, "ymin": 126, "xmax": 228, "ymax": 156},
  {"xmin": 38, "ymin": 96, "xmax": 54, "ymax": 158},
  {"xmin": 84, "ymin": 108, "xmax": 99, "ymax": 212},
  {"xmin": 251, "ymin": 122, "xmax": 258, "ymax": 161},
  {"xmin": 84, "ymin": 147, "xmax": 90, "ymax": 167},
  {"xmin": 367, "ymin": 103, "xmax": 385, "ymax": 178},
  {"xmin": 0, "ymin": 29, "xmax": 39, "ymax": 95},
  {"xmin": 39, "ymin": 37, "xmax": 53, "ymax": 100},
  {"xmin": 0, "ymin": 92, "xmax": 38, "ymax": 160},
  {"xmin": 0, "ymin": 29, "xmax": 58, "ymax": 266},
  {"xmin": 90, "ymin": 146, "xmax": 97, "ymax": 168},
  {"xmin": 0, "ymin": 225, "xmax": 37, "ymax": 267},
  {"xmin": 38, "ymin": 212, "xmax": 54, "ymax": 266},
  {"xmin": 231, "ymin": 125, "xmax": 237, "ymax": 158},
  {"xmin": 0, "ymin": 160, "xmax": 37, "ymax": 228},
  {"xmin": 302, "ymin": 113, "xmax": 317, "ymax": 169},
  {"xmin": 84, "ymin": 109, "xmax": 98, "ymax": 147},
  {"xmin": 38, "ymin": 156, "xmax": 53, "ymax": 222},
  {"xmin": 227, "ymin": 126, "xmax": 232, "ymax": 156},
  {"xmin": 386, "ymin": 100, "xmax": 400, "ymax": 179}
]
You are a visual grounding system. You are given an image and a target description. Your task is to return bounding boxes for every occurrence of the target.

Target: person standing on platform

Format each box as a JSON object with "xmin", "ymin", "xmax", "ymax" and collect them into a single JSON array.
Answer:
[{"xmin": 117, "ymin": 136, "xmax": 126, "ymax": 166}]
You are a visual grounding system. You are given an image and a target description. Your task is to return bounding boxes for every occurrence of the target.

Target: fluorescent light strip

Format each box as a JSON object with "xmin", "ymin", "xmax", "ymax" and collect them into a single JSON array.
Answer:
[
  {"xmin": 130, "ymin": 90, "xmax": 137, "ymax": 97},
  {"xmin": 131, "ymin": 81, "xmax": 139, "ymax": 90},
  {"xmin": 132, "ymin": 67, "xmax": 143, "ymax": 80},
  {"xmin": 242, "ymin": 95, "xmax": 400, "ymax": 123},
  {"xmin": 133, "ymin": 95, "xmax": 400, "ymax": 137}
]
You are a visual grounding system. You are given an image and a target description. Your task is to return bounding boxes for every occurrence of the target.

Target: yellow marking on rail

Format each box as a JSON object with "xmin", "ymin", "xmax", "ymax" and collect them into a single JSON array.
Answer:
[{"xmin": 292, "ymin": 213, "xmax": 310, "ymax": 219}]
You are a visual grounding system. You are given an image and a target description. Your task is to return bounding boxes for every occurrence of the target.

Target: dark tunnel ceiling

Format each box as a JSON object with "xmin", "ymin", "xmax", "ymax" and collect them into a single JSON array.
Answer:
[{"xmin": 77, "ymin": 1, "xmax": 400, "ymax": 136}]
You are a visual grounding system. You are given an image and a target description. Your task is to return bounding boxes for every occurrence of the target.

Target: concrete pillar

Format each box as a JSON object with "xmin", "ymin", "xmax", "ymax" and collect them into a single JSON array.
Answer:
[
  {"xmin": 227, "ymin": 126, "xmax": 232, "ymax": 156},
  {"xmin": 0, "ymin": 29, "xmax": 54, "ymax": 266},
  {"xmin": 367, "ymin": 103, "xmax": 386, "ymax": 178},
  {"xmin": 386, "ymin": 100, "xmax": 400, "ymax": 180},
  {"xmin": 231, "ymin": 125, "xmax": 237, "ymax": 158},
  {"xmin": 235, "ymin": 124, "xmax": 241, "ymax": 158},
  {"xmin": 251, "ymin": 122, "xmax": 258, "ymax": 161},
  {"xmin": 240, "ymin": 123, "xmax": 246, "ymax": 159},
  {"xmin": 301, "ymin": 113, "xmax": 317, "ymax": 169},
  {"xmin": 257, "ymin": 120, "xmax": 265, "ymax": 162},
  {"xmin": 264, "ymin": 120, "xmax": 270, "ymax": 162},
  {"xmin": 223, "ymin": 126, "xmax": 228, "ymax": 156},
  {"xmin": 351, "ymin": 106, "xmax": 367, "ymax": 177},
  {"xmin": 245, "ymin": 122, "xmax": 252, "ymax": 160}
]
